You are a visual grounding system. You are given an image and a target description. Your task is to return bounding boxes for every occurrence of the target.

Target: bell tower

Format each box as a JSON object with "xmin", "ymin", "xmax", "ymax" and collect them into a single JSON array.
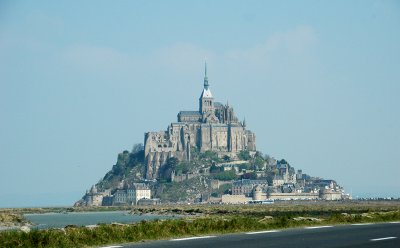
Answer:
[{"xmin": 199, "ymin": 61, "xmax": 214, "ymax": 114}]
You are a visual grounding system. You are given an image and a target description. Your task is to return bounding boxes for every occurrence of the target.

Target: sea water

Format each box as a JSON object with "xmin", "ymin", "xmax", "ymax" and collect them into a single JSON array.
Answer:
[{"xmin": 24, "ymin": 211, "xmax": 172, "ymax": 229}]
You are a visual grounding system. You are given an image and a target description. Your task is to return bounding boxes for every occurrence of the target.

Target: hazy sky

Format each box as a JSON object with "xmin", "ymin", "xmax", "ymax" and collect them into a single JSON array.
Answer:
[{"xmin": 1, "ymin": 1, "xmax": 399, "ymax": 207}]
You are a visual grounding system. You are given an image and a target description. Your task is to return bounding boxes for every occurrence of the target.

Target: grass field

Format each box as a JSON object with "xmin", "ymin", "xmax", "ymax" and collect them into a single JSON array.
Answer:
[{"xmin": 1, "ymin": 201, "xmax": 399, "ymax": 248}]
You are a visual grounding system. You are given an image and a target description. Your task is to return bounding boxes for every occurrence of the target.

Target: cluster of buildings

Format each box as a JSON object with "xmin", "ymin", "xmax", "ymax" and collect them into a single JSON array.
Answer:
[
  {"xmin": 203, "ymin": 157, "xmax": 349, "ymax": 202},
  {"xmin": 211, "ymin": 155, "xmax": 349, "ymax": 202},
  {"xmin": 220, "ymin": 175, "xmax": 349, "ymax": 204},
  {"xmin": 75, "ymin": 183, "xmax": 158, "ymax": 207}
]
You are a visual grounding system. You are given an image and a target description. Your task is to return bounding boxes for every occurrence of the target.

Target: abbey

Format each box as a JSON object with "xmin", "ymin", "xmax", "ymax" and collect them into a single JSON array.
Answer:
[{"xmin": 144, "ymin": 64, "xmax": 256, "ymax": 179}]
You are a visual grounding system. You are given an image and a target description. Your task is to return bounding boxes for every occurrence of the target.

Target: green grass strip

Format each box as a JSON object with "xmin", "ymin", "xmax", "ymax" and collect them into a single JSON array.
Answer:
[{"xmin": 1, "ymin": 210, "xmax": 399, "ymax": 248}]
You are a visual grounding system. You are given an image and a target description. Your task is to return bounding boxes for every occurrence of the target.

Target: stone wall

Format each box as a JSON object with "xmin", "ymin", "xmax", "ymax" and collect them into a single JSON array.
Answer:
[
  {"xmin": 268, "ymin": 193, "xmax": 319, "ymax": 200},
  {"xmin": 171, "ymin": 173, "xmax": 198, "ymax": 182},
  {"xmin": 221, "ymin": 194, "xmax": 251, "ymax": 204},
  {"xmin": 320, "ymin": 189, "xmax": 343, "ymax": 200}
]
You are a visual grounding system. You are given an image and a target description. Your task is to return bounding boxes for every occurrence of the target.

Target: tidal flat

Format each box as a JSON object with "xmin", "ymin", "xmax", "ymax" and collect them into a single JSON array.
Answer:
[{"xmin": 1, "ymin": 200, "xmax": 399, "ymax": 247}]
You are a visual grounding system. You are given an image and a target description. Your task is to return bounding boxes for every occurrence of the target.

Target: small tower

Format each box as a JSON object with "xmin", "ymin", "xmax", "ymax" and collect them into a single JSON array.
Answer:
[
  {"xmin": 284, "ymin": 164, "xmax": 289, "ymax": 183},
  {"xmin": 199, "ymin": 62, "xmax": 214, "ymax": 114},
  {"xmin": 186, "ymin": 136, "xmax": 191, "ymax": 162},
  {"xmin": 252, "ymin": 185, "xmax": 263, "ymax": 201},
  {"xmin": 90, "ymin": 185, "xmax": 97, "ymax": 194}
]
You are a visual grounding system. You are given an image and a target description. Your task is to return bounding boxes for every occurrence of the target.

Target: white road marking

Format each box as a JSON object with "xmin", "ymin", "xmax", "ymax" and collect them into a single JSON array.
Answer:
[
  {"xmin": 100, "ymin": 246, "xmax": 123, "ymax": 248},
  {"xmin": 351, "ymin": 223, "xmax": 373, "ymax": 226},
  {"xmin": 246, "ymin": 230, "xmax": 280, "ymax": 235},
  {"xmin": 304, "ymin": 226, "xmax": 333, "ymax": 229},
  {"xmin": 171, "ymin": 236, "xmax": 216, "ymax": 241},
  {"xmin": 370, "ymin": 237, "xmax": 397, "ymax": 242}
]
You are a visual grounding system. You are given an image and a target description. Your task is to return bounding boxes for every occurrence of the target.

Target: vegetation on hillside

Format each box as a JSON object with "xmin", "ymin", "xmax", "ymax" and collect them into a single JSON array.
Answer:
[
  {"xmin": 89, "ymin": 142, "xmax": 299, "ymax": 203},
  {"xmin": 97, "ymin": 145, "xmax": 146, "ymax": 191},
  {"xmin": 153, "ymin": 177, "xmax": 209, "ymax": 202}
]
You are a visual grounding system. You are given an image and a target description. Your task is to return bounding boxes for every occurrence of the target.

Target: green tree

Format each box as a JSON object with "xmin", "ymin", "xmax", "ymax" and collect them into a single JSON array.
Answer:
[
  {"xmin": 254, "ymin": 156, "xmax": 265, "ymax": 170},
  {"xmin": 239, "ymin": 163, "xmax": 250, "ymax": 171},
  {"xmin": 175, "ymin": 162, "xmax": 190, "ymax": 175},
  {"xmin": 212, "ymin": 170, "xmax": 237, "ymax": 181},
  {"xmin": 211, "ymin": 192, "xmax": 219, "ymax": 197},
  {"xmin": 166, "ymin": 157, "xmax": 179, "ymax": 169},
  {"xmin": 131, "ymin": 143, "xmax": 144, "ymax": 153},
  {"xmin": 279, "ymin": 159, "xmax": 288, "ymax": 165},
  {"xmin": 209, "ymin": 164, "xmax": 221, "ymax": 173},
  {"xmin": 159, "ymin": 157, "xmax": 179, "ymax": 181},
  {"xmin": 202, "ymin": 151, "xmax": 222, "ymax": 162},
  {"xmin": 238, "ymin": 150, "xmax": 251, "ymax": 160},
  {"xmin": 241, "ymin": 172, "xmax": 257, "ymax": 180},
  {"xmin": 255, "ymin": 151, "xmax": 263, "ymax": 157},
  {"xmin": 112, "ymin": 151, "xmax": 130, "ymax": 176},
  {"xmin": 129, "ymin": 149, "xmax": 145, "ymax": 165},
  {"xmin": 223, "ymin": 155, "xmax": 231, "ymax": 162}
]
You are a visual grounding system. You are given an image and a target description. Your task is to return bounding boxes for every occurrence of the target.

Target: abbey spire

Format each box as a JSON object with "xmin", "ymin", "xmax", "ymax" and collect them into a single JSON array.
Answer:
[
  {"xmin": 204, "ymin": 61, "xmax": 209, "ymax": 90},
  {"xmin": 200, "ymin": 61, "xmax": 212, "ymax": 98},
  {"xmin": 199, "ymin": 61, "xmax": 214, "ymax": 113}
]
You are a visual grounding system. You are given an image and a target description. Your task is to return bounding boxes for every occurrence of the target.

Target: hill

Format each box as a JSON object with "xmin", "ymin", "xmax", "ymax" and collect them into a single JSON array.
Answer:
[{"xmin": 75, "ymin": 144, "xmax": 348, "ymax": 206}]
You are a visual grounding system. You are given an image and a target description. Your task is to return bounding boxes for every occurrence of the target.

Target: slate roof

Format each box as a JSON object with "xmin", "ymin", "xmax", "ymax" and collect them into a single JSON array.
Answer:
[
  {"xmin": 214, "ymin": 102, "xmax": 224, "ymax": 107},
  {"xmin": 179, "ymin": 111, "xmax": 202, "ymax": 116},
  {"xmin": 233, "ymin": 179, "xmax": 269, "ymax": 186}
]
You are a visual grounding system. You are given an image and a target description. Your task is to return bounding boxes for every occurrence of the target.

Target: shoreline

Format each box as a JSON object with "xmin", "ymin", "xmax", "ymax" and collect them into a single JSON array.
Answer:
[
  {"xmin": 1, "ymin": 201, "xmax": 399, "ymax": 247},
  {"xmin": 1, "ymin": 207, "xmax": 399, "ymax": 247},
  {"xmin": 1, "ymin": 200, "xmax": 399, "ymax": 231}
]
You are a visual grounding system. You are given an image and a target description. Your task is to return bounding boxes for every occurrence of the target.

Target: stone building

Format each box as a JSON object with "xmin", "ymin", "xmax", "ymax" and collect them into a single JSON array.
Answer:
[
  {"xmin": 74, "ymin": 185, "xmax": 111, "ymax": 207},
  {"xmin": 129, "ymin": 183, "xmax": 151, "ymax": 204},
  {"xmin": 231, "ymin": 179, "xmax": 269, "ymax": 196},
  {"xmin": 113, "ymin": 189, "xmax": 127, "ymax": 205},
  {"xmin": 272, "ymin": 175, "xmax": 285, "ymax": 187},
  {"xmin": 112, "ymin": 183, "xmax": 151, "ymax": 205},
  {"xmin": 144, "ymin": 64, "xmax": 256, "ymax": 179}
]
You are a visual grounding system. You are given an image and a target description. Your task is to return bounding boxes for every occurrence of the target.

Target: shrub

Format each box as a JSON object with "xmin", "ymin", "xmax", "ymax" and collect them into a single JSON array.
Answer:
[
  {"xmin": 212, "ymin": 170, "xmax": 237, "ymax": 181},
  {"xmin": 238, "ymin": 151, "xmax": 251, "ymax": 160}
]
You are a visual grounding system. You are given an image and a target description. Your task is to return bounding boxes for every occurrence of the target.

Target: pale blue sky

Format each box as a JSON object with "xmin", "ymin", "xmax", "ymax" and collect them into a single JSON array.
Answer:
[{"xmin": 0, "ymin": 1, "xmax": 399, "ymax": 207}]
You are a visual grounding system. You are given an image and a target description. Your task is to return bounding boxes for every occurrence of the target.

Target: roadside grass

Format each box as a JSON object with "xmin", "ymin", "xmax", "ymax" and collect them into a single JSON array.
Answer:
[{"xmin": 1, "ymin": 209, "xmax": 399, "ymax": 248}]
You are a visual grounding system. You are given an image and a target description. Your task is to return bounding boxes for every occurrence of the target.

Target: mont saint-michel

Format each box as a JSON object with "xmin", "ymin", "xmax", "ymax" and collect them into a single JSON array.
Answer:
[{"xmin": 75, "ymin": 65, "xmax": 349, "ymax": 207}]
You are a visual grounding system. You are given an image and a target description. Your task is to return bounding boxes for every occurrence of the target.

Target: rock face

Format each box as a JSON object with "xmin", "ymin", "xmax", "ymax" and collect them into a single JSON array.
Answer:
[{"xmin": 144, "ymin": 64, "xmax": 256, "ymax": 179}]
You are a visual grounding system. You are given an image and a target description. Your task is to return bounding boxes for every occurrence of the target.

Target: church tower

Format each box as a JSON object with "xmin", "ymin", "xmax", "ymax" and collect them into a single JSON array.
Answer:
[{"xmin": 199, "ymin": 62, "xmax": 214, "ymax": 114}]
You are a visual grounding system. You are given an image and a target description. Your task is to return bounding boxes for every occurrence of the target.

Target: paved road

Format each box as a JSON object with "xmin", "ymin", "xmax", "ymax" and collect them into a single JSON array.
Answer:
[{"xmin": 101, "ymin": 222, "xmax": 400, "ymax": 248}]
